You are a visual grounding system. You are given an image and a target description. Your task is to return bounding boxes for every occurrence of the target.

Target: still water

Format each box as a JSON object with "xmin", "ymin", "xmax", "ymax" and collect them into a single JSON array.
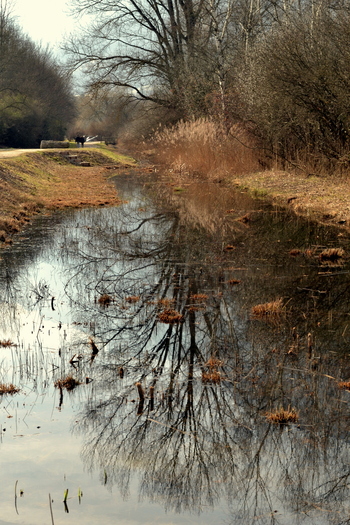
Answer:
[{"xmin": 0, "ymin": 171, "xmax": 350, "ymax": 525}]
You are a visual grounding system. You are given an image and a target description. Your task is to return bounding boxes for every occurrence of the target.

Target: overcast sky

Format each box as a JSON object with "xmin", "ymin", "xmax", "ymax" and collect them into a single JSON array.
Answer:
[{"xmin": 12, "ymin": 0, "xmax": 76, "ymax": 49}]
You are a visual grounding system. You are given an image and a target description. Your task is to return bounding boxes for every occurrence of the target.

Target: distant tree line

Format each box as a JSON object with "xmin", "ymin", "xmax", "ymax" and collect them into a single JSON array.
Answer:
[
  {"xmin": 66, "ymin": 0, "xmax": 350, "ymax": 170},
  {"xmin": 0, "ymin": 2, "xmax": 76, "ymax": 148}
]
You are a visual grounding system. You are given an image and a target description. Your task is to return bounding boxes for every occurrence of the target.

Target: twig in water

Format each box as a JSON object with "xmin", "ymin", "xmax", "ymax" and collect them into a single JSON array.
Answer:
[{"xmin": 49, "ymin": 494, "xmax": 54, "ymax": 525}]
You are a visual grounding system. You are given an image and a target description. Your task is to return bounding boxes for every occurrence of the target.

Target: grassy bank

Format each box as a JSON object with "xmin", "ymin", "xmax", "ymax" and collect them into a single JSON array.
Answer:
[{"xmin": 0, "ymin": 147, "xmax": 134, "ymax": 246}]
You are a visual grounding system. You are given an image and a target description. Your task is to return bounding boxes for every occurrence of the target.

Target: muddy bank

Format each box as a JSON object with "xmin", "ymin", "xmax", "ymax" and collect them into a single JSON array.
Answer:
[{"xmin": 0, "ymin": 148, "xmax": 134, "ymax": 247}]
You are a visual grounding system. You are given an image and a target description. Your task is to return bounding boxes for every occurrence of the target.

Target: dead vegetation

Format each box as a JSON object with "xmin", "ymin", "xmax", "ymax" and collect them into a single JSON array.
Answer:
[
  {"xmin": 338, "ymin": 381, "xmax": 350, "ymax": 391},
  {"xmin": 251, "ymin": 298, "xmax": 285, "ymax": 320},
  {"xmin": 153, "ymin": 298, "xmax": 175, "ymax": 307},
  {"xmin": 0, "ymin": 339, "xmax": 14, "ymax": 347},
  {"xmin": 152, "ymin": 119, "xmax": 261, "ymax": 180},
  {"xmin": 157, "ymin": 309, "xmax": 184, "ymax": 323},
  {"xmin": 319, "ymin": 247, "xmax": 345, "ymax": 261},
  {"xmin": 0, "ymin": 383, "xmax": 20, "ymax": 395},
  {"xmin": 125, "ymin": 295, "xmax": 141, "ymax": 303},
  {"xmin": 189, "ymin": 293, "xmax": 209, "ymax": 302},
  {"xmin": 54, "ymin": 375, "xmax": 81, "ymax": 391},
  {"xmin": 265, "ymin": 407, "xmax": 299, "ymax": 424},
  {"xmin": 202, "ymin": 357, "xmax": 224, "ymax": 384},
  {"xmin": 98, "ymin": 293, "xmax": 113, "ymax": 306}
]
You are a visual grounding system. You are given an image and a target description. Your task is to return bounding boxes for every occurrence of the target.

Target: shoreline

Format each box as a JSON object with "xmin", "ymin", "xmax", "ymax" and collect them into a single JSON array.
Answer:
[
  {"xmin": 1, "ymin": 146, "xmax": 349, "ymax": 249},
  {"xmin": 0, "ymin": 148, "xmax": 134, "ymax": 247}
]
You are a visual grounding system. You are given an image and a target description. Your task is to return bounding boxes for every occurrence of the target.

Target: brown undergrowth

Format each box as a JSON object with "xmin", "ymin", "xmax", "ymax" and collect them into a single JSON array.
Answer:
[
  {"xmin": 0, "ymin": 148, "xmax": 133, "ymax": 246},
  {"xmin": 127, "ymin": 120, "xmax": 350, "ymax": 232}
]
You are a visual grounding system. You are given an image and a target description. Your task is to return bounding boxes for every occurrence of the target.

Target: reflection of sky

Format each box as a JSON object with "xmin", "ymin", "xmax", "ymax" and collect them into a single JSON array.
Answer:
[
  {"xmin": 1, "ymin": 176, "xmax": 349, "ymax": 525},
  {"xmin": 0, "ymin": 190, "xmax": 229, "ymax": 525}
]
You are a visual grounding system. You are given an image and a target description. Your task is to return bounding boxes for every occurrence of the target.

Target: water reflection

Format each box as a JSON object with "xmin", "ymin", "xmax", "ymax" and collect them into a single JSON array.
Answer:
[{"xmin": 1, "ymin": 173, "xmax": 350, "ymax": 524}]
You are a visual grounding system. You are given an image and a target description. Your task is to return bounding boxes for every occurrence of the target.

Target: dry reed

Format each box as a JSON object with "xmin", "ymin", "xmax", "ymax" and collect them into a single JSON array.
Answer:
[
  {"xmin": 0, "ymin": 383, "xmax": 20, "ymax": 395},
  {"xmin": 125, "ymin": 296, "xmax": 140, "ymax": 303},
  {"xmin": 157, "ymin": 309, "xmax": 184, "ymax": 323},
  {"xmin": 98, "ymin": 294, "xmax": 113, "ymax": 306},
  {"xmin": 54, "ymin": 375, "xmax": 81, "ymax": 391},
  {"xmin": 265, "ymin": 407, "xmax": 299, "ymax": 424},
  {"xmin": 251, "ymin": 298, "xmax": 285, "ymax": 319},
  {"xmin": 152, "ymin": 119, "xmax": 261, "ymax": 179},
  {"xmin": 319, "ymin": 247, "xmax": 345, "ymax": 261},
  {"xmin": 0, "ymin": 339, "xmax": 14, "ymax": 347}
]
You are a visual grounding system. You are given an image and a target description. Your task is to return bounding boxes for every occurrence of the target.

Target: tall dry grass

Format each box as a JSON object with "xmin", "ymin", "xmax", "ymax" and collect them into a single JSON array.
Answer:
[{"xmin": 152, "ymin": 119, "xmax": 262, "ymax": 179}]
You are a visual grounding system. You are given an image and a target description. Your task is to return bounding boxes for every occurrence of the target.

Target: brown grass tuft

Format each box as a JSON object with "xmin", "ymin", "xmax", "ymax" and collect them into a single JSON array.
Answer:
[
  {"xmin": 265, "ymin": 407, "xmax": 299, "ymax": 424},
  {"xmin": 0, "ymin": 383, "xmax": 20, "ymax": 395},
  {"xmin": 98, "ymin": 294, "xmax": 113, "ymax": 306},
  {"xmin": 319, "ymin": 247, "xmax": 345, "ymax": 261},
  {"xmin": 202, "ymin": 370, "xmax": 223, "ymax": 384},
  {"xmin": 338, "ymin": 381, "xmax": 350, "ymax": 391},
  {"xmin": 201, "ymin": 356, "xmax": 224, "ymax": 384},
  {"xmin": 251, "ymin": 298, "xmax": 285, "ymax": 319},
  {"xmin": 152, "ymin": 298, "xmax": 175, "ymax": 307},
  {"xmin": 157, "ymin": 309, "xmax": 184, "ymax": 323},
  {"xmin": 54, "ymin": 375, "xmax": 81, "ymax": 391},
  {"xmin": 125, "ymin": 295, "xmax": 140, "ymax": 303},
  {"xmin": 0, "ymin": 339, "xmax": 14, "ymax": 347},
  {"xmin": 189, "ymin": 293, "xmax": 209, "ymax": 302}
]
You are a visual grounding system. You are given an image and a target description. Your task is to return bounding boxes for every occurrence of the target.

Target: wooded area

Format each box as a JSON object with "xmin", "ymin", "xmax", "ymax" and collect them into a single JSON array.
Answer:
[
  {"xmin": 66, "ymin": 0, "xmax": 350, "ymax": 173},
  {"xmin": 0, "ymin": 1, "xmax": 75, "ymax": 148}
]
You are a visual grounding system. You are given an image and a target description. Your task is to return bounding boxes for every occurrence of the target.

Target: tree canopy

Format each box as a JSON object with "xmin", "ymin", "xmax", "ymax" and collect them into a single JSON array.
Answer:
[{"xmin": 0, "ymin": 4, "xmax": 76, "ymax": 147}]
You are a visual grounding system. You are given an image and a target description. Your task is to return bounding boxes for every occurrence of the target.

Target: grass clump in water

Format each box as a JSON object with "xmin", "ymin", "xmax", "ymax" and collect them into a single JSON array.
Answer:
[
  {"xmin": 54, "ymin": 375, "xmax": 81, "ymax": 391},
  {"xmin": 157, "ymin": 309, "xmax": 184, "ymax": 323},
  {"xmin": 319, "ymin": 247, "xmax": 345, "ymax": 261},
  {"xmin": 265, "ymin": 407, "xmax": 299, "ymax": 424},
  {"xmin": 125, "ymin": 295, "xmax": 140, "ymax": 303},
  {"xmin": 202, "ymin": 357, "xmax": 224, "ymax": 384},
  {"xmin": 251, "ymin": 298, "xmax": 285, "ymax": 320},
  {"xmin": 338, "ymin": 381, "xmax": 350, "ymax": 391},
  {"xmin": 0, "ymin": 339, "xmax": 14, "ymax": 347},
  {"xmin": 98, "ymin": 294, "xmax": 113, "ymax": 307},
  {"xmin": 0, "ymin": 383, "xmax": 20, "ymax": 395}
]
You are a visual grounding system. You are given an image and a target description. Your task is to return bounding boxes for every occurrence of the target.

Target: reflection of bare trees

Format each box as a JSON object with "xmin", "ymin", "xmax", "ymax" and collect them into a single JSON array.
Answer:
[
  {"xmin": 54, "ymin": 177, "xmax": 350, "ymax": 522},
  {"xmin": 3, "ymin": 174, "xmax": 350, "ymax": 522}
]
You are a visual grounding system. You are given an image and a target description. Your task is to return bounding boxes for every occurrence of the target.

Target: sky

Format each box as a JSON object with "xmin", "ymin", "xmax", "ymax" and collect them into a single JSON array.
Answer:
[{"xmin": 12, "ymin": 0, "xmax": 77, "ymax": 49}]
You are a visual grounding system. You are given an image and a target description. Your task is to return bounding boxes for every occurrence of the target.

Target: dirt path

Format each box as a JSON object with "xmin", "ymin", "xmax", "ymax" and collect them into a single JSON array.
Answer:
[
  {"xmin": 0, "ymin": 148, "xmax": 41, "ymax": 157},
  {"xmin": 0, "ymin": 143, "xmax": 100, "ymax": 158}
]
